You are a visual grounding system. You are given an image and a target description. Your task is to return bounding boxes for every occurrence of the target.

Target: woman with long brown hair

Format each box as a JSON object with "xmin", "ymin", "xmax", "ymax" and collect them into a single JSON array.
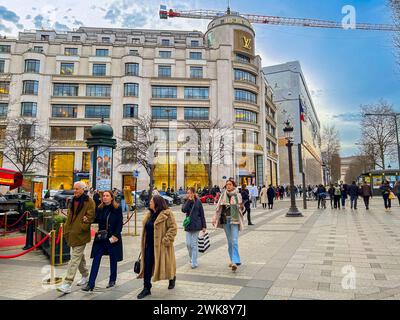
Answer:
[
  {"xmin": 82, "ymin": 190, "xmax": 123, "ymax": 291},
  {"xmin": 136, "ymin": 195, "xmax": 178, "ymax": 299}
]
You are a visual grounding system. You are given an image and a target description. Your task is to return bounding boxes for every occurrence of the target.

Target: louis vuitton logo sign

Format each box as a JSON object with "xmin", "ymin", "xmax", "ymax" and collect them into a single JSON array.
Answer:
[{"xmin": 242, "ymin": 36, "xmax": 252, "ymax": 50}]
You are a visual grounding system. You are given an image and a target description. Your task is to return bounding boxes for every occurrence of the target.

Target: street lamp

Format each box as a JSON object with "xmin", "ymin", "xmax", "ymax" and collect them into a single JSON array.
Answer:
[
  {"xmin": 283, "ymin": 120, "xmax": 303, "ymax": 217},
  {"xmin": 165, "ymin": 108, "xmax": 171, "ymax": 191},
  {"xmin": 364, "ymin": 113, "xmax": 400, "ymax": 169}
]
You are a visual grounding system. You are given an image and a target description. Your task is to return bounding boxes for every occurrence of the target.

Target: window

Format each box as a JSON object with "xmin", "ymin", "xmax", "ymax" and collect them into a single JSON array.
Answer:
[
  {"xmin": 234, "ymin": 89, "xmax": 257, "ymax": 104},
  {"xmin": 158, "ymin": 65, "xmax": 171, "ymax": 78},
  {"xmin": 234, "ymin": 69, "xmax": 256, "ymax": 84},
  {"xmin": 159, "ymin": 51, "xmax": 171, "ymax": 58},
  {"xmin": 153, "ymin": 128, "xmax": 177, "ymax": 142},
  {"xmin": 22, "ymin": 80, "xmax": 39, "ymax": 95},
  {"xmin": 21, "ymin": 102, "xmax": 37, "ymax": 117},
  {"xmin": 86, "ymin": 84, "xmax": 111, "ymax": 97},
  {"xmin": 152, "ymin": 86, "xmax": 176, "ymax": 99},
  {"xmin": 52, "ymin": 105, "xmax": 77, "ymax": 118},
  {"xmin": 0, "ymin": 126, "xmax": 6, "ymax": 139},
  {"xmin": 0, "ymin": 45, "xmax": 11, "ymax": 53},
  {"xmin": 161, "ymin": 39, "xmax": 170, "ymax": 46},
  {"xmin": 123, "ymin": 104, "xmax": 138, "ymax": 118},
  {"xmin": 48, "ymin": 152, "xmax": 74, "ymax": 190},
  {"xmin": 96, "ymin": 49, "xmax": 109, "ymax": 56},
  {"xmin": 93, "ymin": 64, "xmax": 106, "ymax": 76},
  {"xmin": 19, "ymin": 124, "xmax": 34, "ymax": 139},
  {"xmin": 102, "ymin": 37, "xmax": 110, "ymax": 43},
  {"xmin": 60, "ymin": 63, "xmax": 74, "ymax": 75},
  {"xmin": 270, "ymin": 109, "xmax": 275, "ymax": 120},
  {"xmin": 129, "ymin": 49, "xmax": 139, "ymax": 56},
  {"xmin": 237, "ymin": 129, "xmax": 259, "ymax": 144},
  {"xmin": 64, "ymin": 48, "xmax": 78, "ymax": 56},
  {"xmin": 25, "ymin": 59, "xmax": 40, "ymax": 73},
  {"xmin": 124, "ymin": 83, "xmax": 139, "ymax": 97},
  {"xmin": 40, "ymin": 35, "xmax": 49, "ymax": 41},
  {"xmin": 132, "ymin": 38, "xmax": 140, "ymax": 44},
  {"xmin": 184, "ymin": 87, "xmax": 209, "ymax": 99},
  {"xmin": 0, "ymin": 60, "xmax": 4, "ymax": 73},
  {"xmin": 235, "ymin": 109, "xmax": 257, "ymax": 123},
  {"xmin": 152, "ymin": 107, "xmax": 177, "ymax": 120},
  {"xmin": 0, "ymin": 103, "xmax": 7, "ymax": 118},
  {"xmin": 0, "ymin": 82, "xmax": 9, "ymax": 94},
  {"xmin": 84, "ymin": 127, "xmax": 92, "ymax": 139},
  {"xmin": 270, "ymin": 125, "xmax": 276, "ymax": 136},
  {"xmin": 190, "ymin": 40, "xmax": 200, "ymax": 47},
  {"xmin": 122, "ymin": 148, "xmax": 136, "ymax": 164},
  {"xmin": 72, "ymin": 36, "xmax": 81, "ymax": 42},
  {"xmin": 122, "ymin": 126, "xmax": 138, "ymax": 141},
  {"xmin": 189, "ymin": 52, "xmax": 202, "ymax": 60},
  {"xmin": 33, "ymin": 46, "xmax": 43, "ymax": 53},
  {"xmin": 235, "ymin": 53, "xmax": 250, "ymax": 63},
  {"xmin": 82, "ymin": 152, "xmax": 91, "ymax": 171},
  {"xmin": 184, "ymin": 107, "xmax": 209, "ymax": 120},
  {"xmin": 50, "ymin": 127, "xmax": 76, "ymax": 140},
  {"xmin": 85, "ymin": 105, "xmax": 110, "ymax": 118},
  {"xmin": 125, "ymin": 63, "xmax": 139, "ymax": 76},
  {"xmin": 190, "ymin": 67, "xmax": 203, "ymax": 79},
  {"xmin": 53, "ymin": 83, "xmax": 79, "ymax": 96}
]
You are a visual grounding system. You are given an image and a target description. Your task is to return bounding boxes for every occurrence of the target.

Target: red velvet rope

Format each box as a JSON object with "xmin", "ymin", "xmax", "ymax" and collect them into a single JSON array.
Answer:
[
  {"xmin": 1, "ymin": 219, "xmax": 35, "ymax": 234},
  {"xmin": 0, "ymin": 233, "xmax": 50, "ymax": 259},
  {"xmin": 55, "ymin": 225, "xmax": 62, "ymax": 245},
  {"xmin": 0, "ymin": 211, "xmax": 29, "ymax": 228},
  {"xmin": 123, "ymin": 211, "xmax": 135, "ymax": 226}
]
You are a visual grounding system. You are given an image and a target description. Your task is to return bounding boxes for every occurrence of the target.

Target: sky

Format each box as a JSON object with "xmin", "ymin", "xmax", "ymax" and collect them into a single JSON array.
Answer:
[{"xmin": 0, "ymin": 0, "xmax": 399, "ymax": 160}]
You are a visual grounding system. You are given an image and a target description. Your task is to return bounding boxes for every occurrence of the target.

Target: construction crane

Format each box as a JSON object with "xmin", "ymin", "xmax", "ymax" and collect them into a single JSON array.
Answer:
[{"xmin": 159, "ymin": 5, "xmax": 399, "ymax": 32}]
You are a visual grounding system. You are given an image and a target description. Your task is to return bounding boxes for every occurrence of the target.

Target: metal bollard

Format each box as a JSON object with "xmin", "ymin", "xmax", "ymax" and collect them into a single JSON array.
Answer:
[
  {"xmin": 22, "ymin": 218, "xmax": 34, "ymax": 250},
  {"xmin": 3, "ymin": 212, "xmax": 7, "ymax": 237},
  {"xmin": 59, "ymin": 224, "xmax": 63, "ymax": 265}
]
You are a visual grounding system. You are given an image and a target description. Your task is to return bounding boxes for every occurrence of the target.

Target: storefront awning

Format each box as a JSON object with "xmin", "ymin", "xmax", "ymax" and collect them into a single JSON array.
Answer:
[{"xmin": 0, "ymin": 168, "xmax": 23, "ymax": 190}]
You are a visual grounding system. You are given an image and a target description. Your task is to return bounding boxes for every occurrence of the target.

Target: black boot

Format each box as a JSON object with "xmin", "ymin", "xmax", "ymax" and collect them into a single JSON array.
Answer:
[
  {"xmin": 137, "ymin": 287, "xmax": 151, "ymax": 299},
  {"xmin": 168, "ymin": 276, "xmax": 176, "ymax": 290},
  {"xmin": 81, "ymin": 284, "xmax": 94, "ymax": 292},
  {"xmin": 106, "ymin": 281, "xmax": 115, "ymax": 288}
]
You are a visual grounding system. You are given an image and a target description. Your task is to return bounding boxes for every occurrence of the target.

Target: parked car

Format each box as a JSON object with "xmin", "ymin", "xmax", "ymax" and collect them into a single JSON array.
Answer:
[
  {"xmin": 41, "ymin": 199, "xmax": 60, "ymax": 211},
  {"xmin": 158, "ymin": 192, "xmax": 174, "ymax": 206},
  {"xmin": 200, "ymin": 194, "xmax": 215, "ymax": 204},
  {"xmin": 53, "ymin": 190, "xmax": 74, "ymax": 209}
]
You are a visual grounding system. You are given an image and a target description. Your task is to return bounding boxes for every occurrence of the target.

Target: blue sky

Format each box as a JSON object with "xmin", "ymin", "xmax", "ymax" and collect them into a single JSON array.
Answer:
[{"xmin": 0, "ymin": 0, "xmax": 399, "ymax": 159}]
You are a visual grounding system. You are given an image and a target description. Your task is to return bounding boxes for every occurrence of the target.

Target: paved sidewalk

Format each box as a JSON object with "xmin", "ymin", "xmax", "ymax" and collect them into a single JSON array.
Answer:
[{"xmin": 1, "ymin": 198, "xmax": 400, "ymax": 300}]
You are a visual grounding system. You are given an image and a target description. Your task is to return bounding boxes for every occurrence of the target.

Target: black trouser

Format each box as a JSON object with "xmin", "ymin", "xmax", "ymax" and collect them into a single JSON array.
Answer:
[
  {"xmin": 262, "ymin": 203, "xmax": 267, "ymax": 209},
  {"xmin": 144, "ymin": 243, "xmax": 155, "ymax": 289},
  {"xmin": 397, "ymin": 193, "xmax": 400, "ymax": 205},
  {"xmin": 330, "ymin": 197, "xmax": 333, "ymax": 208},
  {"xmin": 333, "ymin": 195, "xmax": 341, "ymax": 209},
  {"xmin": 244, "ymin": 203, "xmax": 252, "ymax": 224},
  {"xmin": 363, "ymin": 196, "xmax": 370, "ymax": 209},
  {"xmin": 383, "ymin": 194, "xmax": 391, "ymax": 209},
  {"xmin": 268, "ymin": 201, "xmax": 273, "ymax": 209},
  {"xmin": 318, "ymin": 197, "xmax": 325, "ymax": 208}
]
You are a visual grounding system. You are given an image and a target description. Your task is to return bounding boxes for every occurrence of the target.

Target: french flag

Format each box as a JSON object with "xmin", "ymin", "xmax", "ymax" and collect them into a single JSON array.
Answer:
[{"xmin": 300, "ymin": 100, "xmax": 305, "ymax": 122}]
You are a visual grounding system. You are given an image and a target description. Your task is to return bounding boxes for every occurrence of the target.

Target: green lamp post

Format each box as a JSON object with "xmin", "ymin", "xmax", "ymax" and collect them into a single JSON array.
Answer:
[{"xmin": 86, "ymin": 118, "xmax": 117, "ymax": 191}]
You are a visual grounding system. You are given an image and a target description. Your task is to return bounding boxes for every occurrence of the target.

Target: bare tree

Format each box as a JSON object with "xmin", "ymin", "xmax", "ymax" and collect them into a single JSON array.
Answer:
[
  {"xmin": 116, "ymin": 115, "xmax": 157, "ymax": 195},
  {"xmin": 321, "ymin": 124, "xmax": 341, "ymax": 182},
  {"xmin": 185, "ymin": 119, "xmax": 232, "ymax": 190},
  {"xmin": 359, "ymin": 101, "xmax": 397, "ymax": 169},
  {"xmin": 344, "ymin": 155, "xmax": 374, "ymax": 183},
  {"xmin": 0, "ymin": 118, "xmax": 54, "ymax": 175}
]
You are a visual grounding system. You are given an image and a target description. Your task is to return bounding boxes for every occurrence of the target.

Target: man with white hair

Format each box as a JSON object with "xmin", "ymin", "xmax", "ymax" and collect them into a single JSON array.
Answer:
[{"xmin": 57, "ymin": 181, "xmax": 95, "ymax": 293}]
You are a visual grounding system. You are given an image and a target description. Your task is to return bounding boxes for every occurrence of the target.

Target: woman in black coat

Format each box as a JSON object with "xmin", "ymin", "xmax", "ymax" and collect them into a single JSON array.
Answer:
[
  {"xmin": 82, "ymin": 190, "xmax": 123, "ymax": 291},
  {"xmin": 240, "ymin": 185, "xmax": 253, "ymax": 225},
  {"xmin": 182, "ymin": 187, "xmax": 207, "ymax": 269},
  {"xmin": 267, "ymin": 185, "xmax": 276, "ymax": 209}
]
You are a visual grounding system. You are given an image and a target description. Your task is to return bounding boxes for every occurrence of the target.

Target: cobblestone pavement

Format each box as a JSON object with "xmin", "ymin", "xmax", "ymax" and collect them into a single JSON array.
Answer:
[{"xmin": 1, "ymin": 197, "xmax": 400, "ymax": 300}]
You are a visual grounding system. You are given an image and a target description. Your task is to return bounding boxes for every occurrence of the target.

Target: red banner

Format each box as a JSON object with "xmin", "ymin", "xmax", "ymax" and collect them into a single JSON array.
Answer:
[{"xmin": 0, "ymin": 168, "xmax": 23, "ymax": 190}]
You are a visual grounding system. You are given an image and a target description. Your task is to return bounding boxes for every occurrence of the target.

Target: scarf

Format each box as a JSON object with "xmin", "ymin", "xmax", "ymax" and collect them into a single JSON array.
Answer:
[
  {"xmin": 70, "ymin": 193, "xmax": 88, "ymax": 221},
  {"xmin": 219, "ymin": 189, "xmax": 240, "ymax": 224}
]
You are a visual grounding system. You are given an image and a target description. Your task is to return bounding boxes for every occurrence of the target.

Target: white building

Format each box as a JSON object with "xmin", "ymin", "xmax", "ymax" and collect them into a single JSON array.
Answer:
[
  {"xmin": 0, "ymin": 14, "xmax": 279, "ymax": 192},
  {"xmin": 263, "ymin": 61, "xmax": 323, "ymax": 186}
]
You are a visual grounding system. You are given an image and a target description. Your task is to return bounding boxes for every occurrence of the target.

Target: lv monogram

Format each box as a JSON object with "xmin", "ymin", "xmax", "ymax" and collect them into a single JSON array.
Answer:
[{"xmin": 242, "ymin": 36, "xmax": 252, "ymax": 50}]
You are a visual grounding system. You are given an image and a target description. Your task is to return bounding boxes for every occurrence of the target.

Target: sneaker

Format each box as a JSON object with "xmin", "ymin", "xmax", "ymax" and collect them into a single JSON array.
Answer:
[
  {"xmin": 191, "ymin": 265, "xmax": 198, "ymax": 269},
  {"xmin": 228, "ymin": 263, "xmax": 233, "ymax": 268},
  {"xmin": 57, "ymin": 283, "xmax": 72, "ymax": 294},
  {"xmin": 77, "ymin": 276, "xmax": 89, "ymax": 286}
]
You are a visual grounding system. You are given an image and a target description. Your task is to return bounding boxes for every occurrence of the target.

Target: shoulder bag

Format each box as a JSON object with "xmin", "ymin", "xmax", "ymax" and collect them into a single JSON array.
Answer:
[
  {"xmin": 134, "ymin": 252, "xmax": 141, "ymax": 274},
  {"xmin": 183, "ymin": 200, "xmax": 195, "ymax": 228},
  {"xmin": 94, "ymin": 210, "xmax": 110, "ymax": 242}
]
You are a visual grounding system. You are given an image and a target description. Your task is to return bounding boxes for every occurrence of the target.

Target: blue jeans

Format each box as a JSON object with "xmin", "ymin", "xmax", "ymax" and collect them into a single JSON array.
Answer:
[
  {"xmin": 88, "ymin": 241, "xmax": 118, "ymax": 289},
  {"xmin": 350, "ymin": 196, "xmax": 358, "ymax": 209},
  {"xmin": 186, "ymin": 231, "xmax": 200, "ymax": 267},
  {"xmin": 121, "ymin": 199, "xmax": 127, "ymax": 212},
  {"xmin": 341, "ymin": 195, "xmax": 346, "ymax": 207},
  {"xmin": 223, "ymin": 218, "xmax": 241, "ymax": 265}
]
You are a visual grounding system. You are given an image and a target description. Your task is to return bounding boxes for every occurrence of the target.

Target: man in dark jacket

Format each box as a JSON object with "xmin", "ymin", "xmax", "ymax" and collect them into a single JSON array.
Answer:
[
  {"xmin": 360, "ymin": 181, "xmax": 372, "ymax": 210},
  {"xmin": 240, "ymin": 185, "xmax": 253, "ymax": 225},
  {"xmin": 57, "ymin": 181, "xmax": 95, "ymax": 293},
  {"xmin": 348, "ymin": 181, "xmax": 360, "ymax": 210}
]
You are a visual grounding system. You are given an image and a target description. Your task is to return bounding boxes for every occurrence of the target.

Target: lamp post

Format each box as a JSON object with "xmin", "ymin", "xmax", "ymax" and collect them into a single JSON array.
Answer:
[
  {"xmin": 283, "ymin": 120, "xmax": 303, "ymax": 217},
  {"xmin": 165, "ymin": 108, "xmax": 171, "ymax": 191},
  {"xmin": 364, "ymin": 113, "xmax": 400, "ymax": 169}
]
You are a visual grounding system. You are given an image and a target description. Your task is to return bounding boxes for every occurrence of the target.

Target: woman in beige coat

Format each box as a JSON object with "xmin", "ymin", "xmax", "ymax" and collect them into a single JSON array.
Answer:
[
  {"xmin": 259, "ymin": 185, "xmax": 268, "ymax": 209},
  {"xmin": 136, "ymin": 195, "xmax": 177, "ymax": 299}
]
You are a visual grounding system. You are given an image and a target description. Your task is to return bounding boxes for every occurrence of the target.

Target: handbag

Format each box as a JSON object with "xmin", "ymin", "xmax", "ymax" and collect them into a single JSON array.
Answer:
[
  {"xmin": 198, "ymin": 232, "xmax": 210, "ymax": 253},
  {"xmin": 183, "ymin": 200, "xmax": 195, "ymax": 228},
  {"xmin": 389, "ymin": 191, "xmax": 396, "ymax": 200},
  {"xmin": 94, "ymin": 211, "xmax": 110, "ymax": 242},
  {"xmin": 134, "ymin": 252, "xmax": 141, "ymax": 274}
]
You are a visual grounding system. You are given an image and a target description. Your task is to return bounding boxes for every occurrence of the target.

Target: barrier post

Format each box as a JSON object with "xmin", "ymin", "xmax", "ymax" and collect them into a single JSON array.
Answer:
[
  {"xmin": 134, "ymin": 207, "xmax": 138, "ymax": 236},
  {"xmin": 127, "ymin": 208, "xmax": 131, "ymax": 235},
  {"xmin": 22, "ymin": 218, "xmax": 34, "ymax": 250},
  {"xmin": 59, "ymin": 224, "xmax": 63, "ymax": 265},
  {"xmin": 50, "ymin": 230, "xmax": 55, "ymax": 283},
  {"xmin": 3, "ymin": 212, "xmax": 7, "ymax": 237}
]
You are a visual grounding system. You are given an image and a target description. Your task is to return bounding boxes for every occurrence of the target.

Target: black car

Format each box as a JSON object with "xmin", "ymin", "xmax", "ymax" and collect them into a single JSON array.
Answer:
[{"xmin": 53, "ymin": 190, "xmax": 74, "ymax": 209}]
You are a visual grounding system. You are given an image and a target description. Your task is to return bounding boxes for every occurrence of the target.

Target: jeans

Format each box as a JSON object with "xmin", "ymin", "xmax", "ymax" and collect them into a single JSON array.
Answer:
[
  {"xmin": 144, "ymin": 243, "xmax": 155, "ymax": 289},
  {"xmin": 223, "ymin": 218, "xmax": 240, "ymax": 265},
  {"xmin": 383, "ymin": 194, "xmax": 391, "ymax": 209},
  {"xmin": 120, "ymin": 199, "xmax": 127, "ymax": 212},
  {"xmin": 363, "ymin": 196, "xmax": 370, "ymax": 209},
  {"xmin": 341, "ymin": 195, "xmax": 346, "ymax": 207},
  {"xmin": 251, "ymin": 196, "xmax": 257, "ymax": 208},
  {"xmin": 88, "ymin": 241, "xmax": 118, "ymax": 288},
  {"xmin": 350, "ymin": 196, "xmax": 358, "ymax": 209},
  {"xmin": 186, "ymin": 231, "xmax": 200, "ymax": 267}
]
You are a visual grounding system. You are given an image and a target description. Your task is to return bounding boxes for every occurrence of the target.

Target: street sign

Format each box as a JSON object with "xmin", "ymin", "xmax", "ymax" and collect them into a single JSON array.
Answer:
[{"xmin": 134, "ymin": 170, "xmax": 139, "ymax": 178}]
